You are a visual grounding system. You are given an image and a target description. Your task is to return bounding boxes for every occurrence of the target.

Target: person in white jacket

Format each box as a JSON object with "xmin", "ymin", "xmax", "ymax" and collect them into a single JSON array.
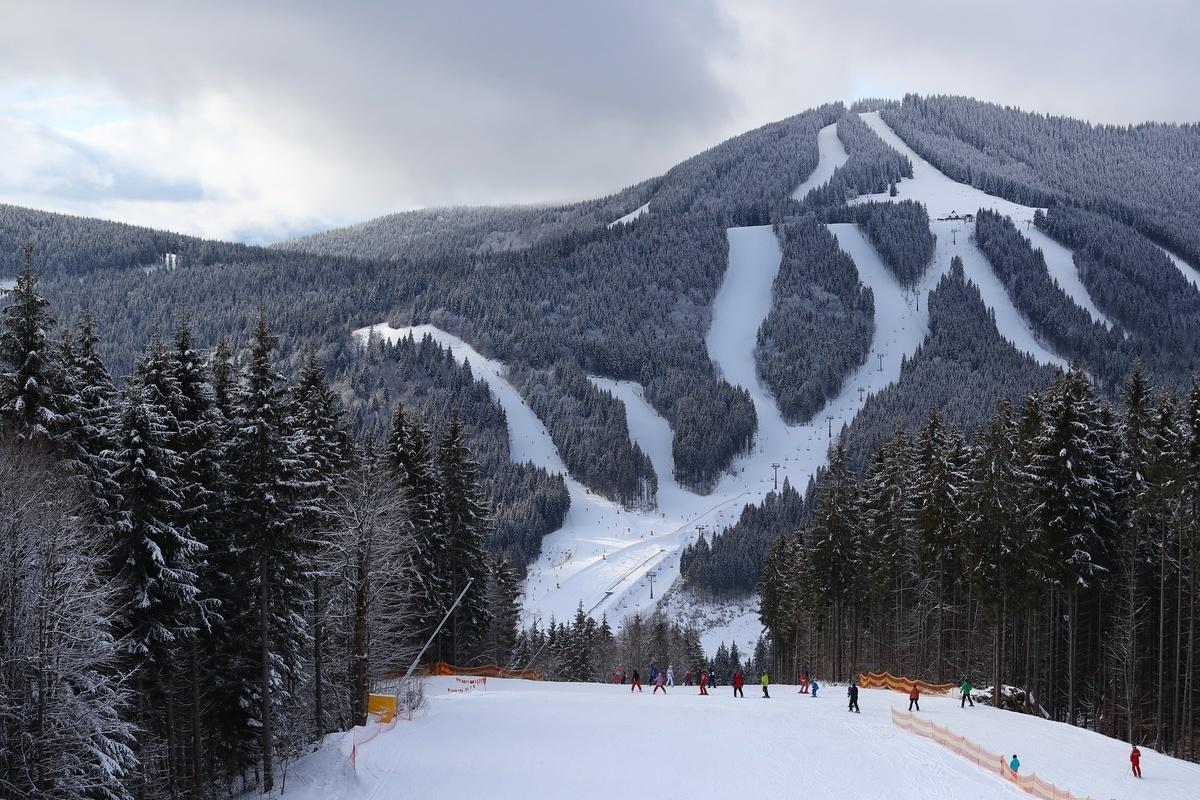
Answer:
[{"xmin": 666, "ymin": 665, "xmax": 675, "ymax": 687}]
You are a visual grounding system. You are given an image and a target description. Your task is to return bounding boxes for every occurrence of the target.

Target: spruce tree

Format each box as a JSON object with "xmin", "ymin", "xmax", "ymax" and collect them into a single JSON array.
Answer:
[
  {"xmin": 227, "ymin": 314, "xmax": 312, "ymax": 793},
  {"xmin": 0, "ymin": 246, "xmax": 68, "ymax": 442},
  {"xmin": 385, "ymin": 401, "xmax": 448, "ymax": 656},
  {"xmin": 436, "ymin": 413, "xmax": 492, "ymax": 664}
]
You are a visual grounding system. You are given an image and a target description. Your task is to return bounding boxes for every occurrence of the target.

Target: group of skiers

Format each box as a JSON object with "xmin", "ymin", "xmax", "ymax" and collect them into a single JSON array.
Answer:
[{"xmin": 614, "ymin": 665, "xmax": 1148, "ymax": 780}]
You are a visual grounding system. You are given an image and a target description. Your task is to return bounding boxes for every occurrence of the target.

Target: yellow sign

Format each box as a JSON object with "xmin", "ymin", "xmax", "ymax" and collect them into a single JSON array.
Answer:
[{"xmin": 367, "ymin": 694, "xmax": 397, "ymax": 723}]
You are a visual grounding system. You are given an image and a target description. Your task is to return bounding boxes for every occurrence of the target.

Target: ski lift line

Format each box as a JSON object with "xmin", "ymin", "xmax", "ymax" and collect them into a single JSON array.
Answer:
[
  {"xmin": 586, "ymin": 547, "xmax": 665, "ymax": 615},
  {"xmin": 578, "ymin": 489, "xmax": 750, "ymax": 615}
]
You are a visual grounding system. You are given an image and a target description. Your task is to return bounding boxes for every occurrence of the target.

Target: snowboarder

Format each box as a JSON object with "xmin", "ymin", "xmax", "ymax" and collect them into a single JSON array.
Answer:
[
  {"xmin": 960, "ymin": 677, "xmax": 974, "ymax": 708},
  {"xmin": 699, "ymin": 671, "xmax": 709, "ymax": 696},
  {"xmin": 733, "ymin": 670, "xmax": 745, "ymax": 698},
  {"xmin": 799, "ymin": 670, "xmax": 810, "ymax": 694},
  {"xmin": 630, "ymin": 669, "xmax": 642, "ymax": 692},
  {"xmin": 811, "ymin": 679, "xmax": 819, "ymax": 697},
  {"xmin": 1009, "ymin": 755, "xmax": 1020, "ymax": 774},
  {"xmin": 1130, "ymin": 745, "xmax": 1141, "ymax": 778},
  {"xmin": 847, "ymin": 682, "xmax": 860, "ymax": 713},
  {"xmin": 653, "ymin": 671, "xmax": 667, "ymax": 694},
  {"xmin": 666, "ymin": 665, "xmax": 675, "ymax": 687},
  {"xmin": 908, "ymin": 683, "xmax": 920, "ymax": 712},
  {"xmin": 760, "ymin": 672, "xmax": 770, "ymax": 699}
]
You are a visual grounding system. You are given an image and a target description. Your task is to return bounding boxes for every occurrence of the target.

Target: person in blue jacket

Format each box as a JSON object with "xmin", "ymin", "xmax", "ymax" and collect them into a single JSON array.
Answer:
[
  {"xmin": 649, "ymin": 664, "xmax": 658, "ymax": 685},
  {"xmin": 810, "ymin": 679, "xmax": 820, "ymax": 697},
  {"xmin": 1009, "ymin": 755, "xmax": 1020, "ymax": 774}
]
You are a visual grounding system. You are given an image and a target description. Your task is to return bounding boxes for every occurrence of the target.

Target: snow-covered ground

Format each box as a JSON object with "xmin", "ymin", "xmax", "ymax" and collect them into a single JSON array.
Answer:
[
  {"xmin": 658, "ymin": 588, "xmax": 764, "ymax": 655},
  {"xmin": 607, "ymin": 201, "xmax": 649, "ymax": 228},
  {"xmin": 270, "ymin": 677, "xmax": 1200, "ymax": 800},
  {"xmin": 853, "ymin": 111, "xmax": 1114, "ymax": 331},
  {"xmin": 791, "ymin": 122, "xmax": 848, "ymax": 200},
  {"xmin": 355, "ymin": 221, "xmax": 930, "ymax": 632}
]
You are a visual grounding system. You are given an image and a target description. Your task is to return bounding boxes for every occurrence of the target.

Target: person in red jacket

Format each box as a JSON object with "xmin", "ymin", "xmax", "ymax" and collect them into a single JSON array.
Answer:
[
  {"xmin": 733, "ymin": 670, "xmax": 745, "ymax": 698},
  {"xmin": 699, "ymin": 670, "xmax": 709, "ymax": 695},
  {"xmin": 908, "ymin": 684, "xmax": 921, "ymax": 712},
  {"xmin": 1130, "ymin": 745, "xmax": 1141, "ymax": 778}
]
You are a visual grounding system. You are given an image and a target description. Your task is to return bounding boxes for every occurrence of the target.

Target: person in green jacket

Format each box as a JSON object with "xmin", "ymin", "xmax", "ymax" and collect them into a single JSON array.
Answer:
[
  {"xmin": 960, "ymin": 677, "xmax": 974, "ymax": 708},
  {"xmin": 760, "ymin": 672, "xmax": 770, "ymax": 699}
]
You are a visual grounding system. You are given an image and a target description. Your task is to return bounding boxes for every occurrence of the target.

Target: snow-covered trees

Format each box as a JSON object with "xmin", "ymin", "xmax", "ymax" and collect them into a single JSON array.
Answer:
[
  {"xmin": 755, "ymin": 216, "xmax": 874, "ymax": 423},
  {"xmin": 759, "ymin": 365, "xmax": 1200, "ymax": 755},
  {"xmin": 0, "ymin": 246, "xmax": 68, "ymax": 441},
  {"xmin": 0, "ymin": 440, "xmax": 136, "ymax": 800}
]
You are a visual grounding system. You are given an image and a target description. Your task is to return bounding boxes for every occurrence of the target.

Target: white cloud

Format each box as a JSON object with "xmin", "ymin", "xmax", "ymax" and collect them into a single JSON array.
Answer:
[{"xmin": 0, "ymin": 1, "xmax": 1194, "ymax": 242}]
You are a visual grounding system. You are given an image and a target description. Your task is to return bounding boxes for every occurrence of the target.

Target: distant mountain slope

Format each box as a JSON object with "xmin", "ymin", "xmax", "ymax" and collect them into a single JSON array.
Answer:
[
  {"xmin": 0, "ymin": 203, "xmax": 261, "ymax": 278},
  {"xmin": 883, "ymin": 94, "xmax": 1200, "ymax": 264}
]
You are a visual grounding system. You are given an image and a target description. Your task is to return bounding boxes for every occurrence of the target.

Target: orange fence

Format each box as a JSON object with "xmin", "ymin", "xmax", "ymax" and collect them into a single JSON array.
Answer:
[
  {"xmin": 860, "ymin": 671, "xmax": 957, "ymax": 695},
  {"xmin": 426, "ymin": 661, "xmax": 545, "ymax": 681},
  {"xmin": 349, "ymin": 709, "xmax": 408, "ymax": 769},
  {"xmin": 891, "ymin": 709, "xmax": 1095, "ymax": 800}
]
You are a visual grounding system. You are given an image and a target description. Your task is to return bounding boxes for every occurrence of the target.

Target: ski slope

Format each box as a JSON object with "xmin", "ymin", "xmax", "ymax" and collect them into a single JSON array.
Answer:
[
  {"xmin": 853, "ymin": 111, "xmax": 1114, "ymax": 331},
  {"xmin": 607, "ymin": 201, "xmax": 649, "ymax": 228},
  {"xmin": 1159, "ymin": 244, "xmax": 1200, "ymax": 289},
  {"xmin": 791, "ymin": 122, "xmax": 848, "ymax": 200},
  {"xmin": 273, "ymin": 677, "xmax": 1200, "ymax": 800}
]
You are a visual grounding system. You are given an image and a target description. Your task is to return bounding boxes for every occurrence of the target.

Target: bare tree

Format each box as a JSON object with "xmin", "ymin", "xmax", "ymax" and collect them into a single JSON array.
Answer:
[{"xmin": 0, "ymin": 438, "xmax": 136, "ymax": 800}]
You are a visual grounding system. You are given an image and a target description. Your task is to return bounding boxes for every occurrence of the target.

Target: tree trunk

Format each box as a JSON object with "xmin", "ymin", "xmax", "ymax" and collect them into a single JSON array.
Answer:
[
  {"xmin": 259, "ymin": 556, "xmax": 274, "ymax": 794},
  {"xmin": 314, "ymin": 576, "xmax": 324, "ymax": 735}
]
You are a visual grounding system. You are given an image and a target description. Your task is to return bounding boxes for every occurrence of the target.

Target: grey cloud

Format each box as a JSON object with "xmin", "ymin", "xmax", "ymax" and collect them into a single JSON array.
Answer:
[{"xmin": 0, "ymin": 1, "xmax": 1196, "ymax": 240}]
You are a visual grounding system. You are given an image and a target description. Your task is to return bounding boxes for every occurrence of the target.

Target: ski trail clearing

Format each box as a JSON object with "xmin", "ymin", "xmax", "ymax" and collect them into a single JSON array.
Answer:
[
  {"xmin": 607, "ymin": 202, "xmax": 649, "ymax": 228},
  {"xmin": 854, "ymin": 110, "xmax": 1114, "ymax": 331},
  {"xmin": 791, "ymin": 122, "xmax": 848, "ymax": 200}
]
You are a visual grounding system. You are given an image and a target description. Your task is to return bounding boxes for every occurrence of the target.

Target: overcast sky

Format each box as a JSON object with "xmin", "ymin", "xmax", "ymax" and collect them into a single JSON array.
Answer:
[{"xmin": 1, "ymin": 1, "xmax": 1196, "ymax": 243}]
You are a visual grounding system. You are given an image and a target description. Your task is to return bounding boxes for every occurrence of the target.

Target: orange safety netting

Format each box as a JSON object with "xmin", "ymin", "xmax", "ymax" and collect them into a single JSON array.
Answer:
[
  {"xmin": 890, "ymin": 708, "xmax": 1096, "ymax": 800},
  {"xmin": 859, "ymin": 671, "xmax": 957, "ymax": 695},
  {"xmin": 425, "ymin": 661, "xmax": 545, "ymax": 681}
]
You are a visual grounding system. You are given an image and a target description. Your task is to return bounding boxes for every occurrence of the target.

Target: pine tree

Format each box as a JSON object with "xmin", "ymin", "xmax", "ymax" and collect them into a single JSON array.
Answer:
[
  {"xmin": 0, "ymin": 246, "xmax": 68, "ymax": 442},
  {"xmin": 384, "ymin": 402, "xmax": 447, "ymax": 656},
  {"xmin": 227, "ymin": 314, "xmax": 312, "ymax": 793},
  {"xmin": 808, "ymin": 443, "xmax": 860, "ymax": 680},
  {"xmin": 484, "ymin": 553, "xmax": 522, "ymax": 666},
  {"xmin": 436, "ymin": 413, "xmax": 493, "ymax": 664}
]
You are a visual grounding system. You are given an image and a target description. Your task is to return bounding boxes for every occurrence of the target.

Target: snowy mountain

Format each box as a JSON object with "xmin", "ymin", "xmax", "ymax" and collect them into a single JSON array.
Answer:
[{"xmin": 9, "ymin": 95, "xmax": 1200, "ymax": 639}]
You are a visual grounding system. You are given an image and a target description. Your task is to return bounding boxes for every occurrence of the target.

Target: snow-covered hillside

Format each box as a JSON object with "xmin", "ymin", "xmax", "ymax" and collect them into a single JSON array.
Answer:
[
  {"xmin": 853, "ymin": 111, "xmax": 1114, "ymax": 330},
  {"xmin": 272, "ymin": 677, "xmax": 1200, "ymax": 800},
  {"xmin": 791, "ymin": 122, "xmax": 848, "ymax": 200}
]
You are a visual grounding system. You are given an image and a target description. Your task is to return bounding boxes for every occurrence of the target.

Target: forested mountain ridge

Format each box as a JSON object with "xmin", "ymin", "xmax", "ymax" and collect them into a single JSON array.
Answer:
[
  {"xmin": 8, "ymin": 94, "xmax": 1200, "ymax": 795},
  {"xmin": 6, "ymin": 94, "xmax": 1200, "ymax": 580}
]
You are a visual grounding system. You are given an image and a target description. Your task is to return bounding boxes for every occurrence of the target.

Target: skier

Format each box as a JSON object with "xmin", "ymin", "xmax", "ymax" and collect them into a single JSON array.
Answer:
[
  {"xmin": 630, "ymin": 669, "xmax": 642, "ymax": 692},
  {"xmin": 760, "ymin": 672, "xmax": 770, "ymax": 699},
  {"xmin": 733, "ymin": 670, "xmax": 745, "ymax": 698},
  {"xmin": 699, "ymin": 670, "xmax": 709, "ymax": 696},
  {"xmin": 799, "ymin": 670, "xmax": 810, "ymax": 694},
  {"xmin": 653, "ymin": 671, "xmax": 667, "ymax": 694},
  {"xmin": 811, "ymin": 679, "xmax": 819, "ymax": 698},
  {"xmin": 666, "ymin": 665, "xmax": 675, "ymax": 687},
  {"xmin": 847, "ymin": 682, "xmax": 860, "ymax": 713},
  {"xmin": 1009, "ymin": 755, "xmax": 1020, "ymax": 774},
  {"xmin": 1130, "ymin": 745, "xmax": 1141, "ymax": 778},
  {"xmin": 960, "ymin": 676, "xmax": 974, "ymax": 708},
  {"xmin": 649, "ymin": 664, "xmax": 659, "ymax": 685},
  {"xmin": 613, "ymin": 664, "xmax": 623, "ymax": 684},
  {"xmin": 684, "ymin": 670, "xmax": 693, "ymax": 686},
  {"xmin": 907, "ymin": 683, "xmax": 920, "ymax": 712}
]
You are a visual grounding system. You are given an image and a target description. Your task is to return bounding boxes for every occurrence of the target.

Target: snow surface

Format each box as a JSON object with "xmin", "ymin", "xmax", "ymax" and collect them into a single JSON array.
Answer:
[
  {"xmin": 791, "ymin": 122, "xmax": 848, "ymax": 200},
  {"xmin": 0, "ymin": 277, "xmax": 14, "ymax": 292},
  {"xmin": 853, "ymin": 111, "xmax": 1114, "ymax": 331},
  {"xmin": 270, "ymin": 677, "xmax": 1200, "ymax": 800},
  {"xmin": 606, "ymin": 201, "xmax": 649, "ymax": 228},
  {"xmin": 354, "ymin": 221, "xmax": 933, "ymax": 633}
]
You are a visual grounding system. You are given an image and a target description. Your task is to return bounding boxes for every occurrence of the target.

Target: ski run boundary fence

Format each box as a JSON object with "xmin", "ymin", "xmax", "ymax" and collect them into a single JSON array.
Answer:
[
  {"xmin": 447, "ymin": 676, "xmax": 488, "ymax": 694},
  {"xmin": 891, "ymin": 708, "xmax": 1096, "ymax": 800},
  {"xmin": 425, "ymin": 660, "xmax": 545, "ymax": 681},
  {"xmin": 859, "ymin": 670, "xmax": 957, "ymax": 695}
]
